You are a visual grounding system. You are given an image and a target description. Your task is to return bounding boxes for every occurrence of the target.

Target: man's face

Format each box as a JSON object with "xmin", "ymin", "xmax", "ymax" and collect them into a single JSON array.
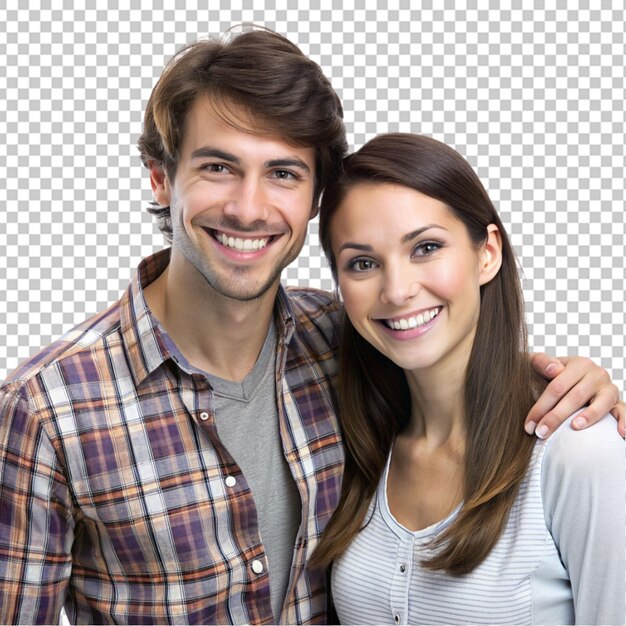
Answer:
[{"xmin": 152, "ymin": 96, "xmax": 317, "ymax": 302}]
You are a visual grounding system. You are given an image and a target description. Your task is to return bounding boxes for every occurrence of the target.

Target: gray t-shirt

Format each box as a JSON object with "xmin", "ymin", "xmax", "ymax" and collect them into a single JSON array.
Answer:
[{"xmin": 209, "ymin": 320, "xmax": 301, "ymax": 622}]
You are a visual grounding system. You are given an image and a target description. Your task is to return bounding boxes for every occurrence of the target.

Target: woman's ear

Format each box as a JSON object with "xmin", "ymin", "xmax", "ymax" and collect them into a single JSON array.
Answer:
[
  {"xmin": 478, "ymin": 224, "xmax": 503, "ymax": 286},
  {"xmin": 149, "ymin": 162, "xmax": 172, "ymax": 206}
]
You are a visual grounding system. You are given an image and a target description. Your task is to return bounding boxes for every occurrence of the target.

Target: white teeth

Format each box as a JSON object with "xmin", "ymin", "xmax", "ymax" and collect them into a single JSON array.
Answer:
[
  {"xmin": 215, "ymin": 232, "xmax": 269, "ymax": 252},
  {"xmin": 386, "ymin": 307, "xmax": 441, "ymax": 331}
]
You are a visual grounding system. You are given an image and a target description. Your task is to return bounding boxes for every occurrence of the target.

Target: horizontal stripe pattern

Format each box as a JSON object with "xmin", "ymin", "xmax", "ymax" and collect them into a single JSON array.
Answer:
[{"xmin": 333, "ymin": 437, "xmax": 569, "ymax": 625}]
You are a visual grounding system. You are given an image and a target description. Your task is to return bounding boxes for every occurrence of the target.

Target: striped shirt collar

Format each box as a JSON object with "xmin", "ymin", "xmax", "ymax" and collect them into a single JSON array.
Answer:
[{"xmin": 121, "ymin": 248, "xmax": 296, "ymax": 387}]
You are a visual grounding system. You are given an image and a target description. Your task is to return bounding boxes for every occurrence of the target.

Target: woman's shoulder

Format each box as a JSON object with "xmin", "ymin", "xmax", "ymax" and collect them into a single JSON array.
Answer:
[
  {"xmin": 538, "ymin": 411, "xmax": 624, "ymax": 518},
  {"xmin": 537, "ymin": 413, "xmax": 625, "ymax": 625},
  {"xmin": 541, "ymin": 411, "xmax": 624, "ymax": 473}
]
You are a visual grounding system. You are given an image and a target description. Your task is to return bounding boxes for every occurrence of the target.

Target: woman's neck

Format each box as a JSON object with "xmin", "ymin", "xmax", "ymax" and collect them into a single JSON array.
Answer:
[{"xmin": 403, "ymin": 357, "xmax": 467, "ymax": 450}]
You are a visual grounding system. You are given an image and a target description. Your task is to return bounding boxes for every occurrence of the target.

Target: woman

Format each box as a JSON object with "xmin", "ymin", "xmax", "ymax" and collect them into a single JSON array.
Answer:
[{"xmin": 312, "ymin": 134, "xmax": 624, "ymax": 625}]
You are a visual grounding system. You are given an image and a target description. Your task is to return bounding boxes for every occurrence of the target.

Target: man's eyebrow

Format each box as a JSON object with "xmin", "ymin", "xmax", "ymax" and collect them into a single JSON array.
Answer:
[
  {"xmin": 265, "ymin": 158, "xmax": 311, "ymax": 172},
  {"xmin": 190, "ymin": 148, "xmax": 240, "ymax": 163},
  {"xmin": 189, "ymin": 150, "xmax": 311, "ymax": 173}
]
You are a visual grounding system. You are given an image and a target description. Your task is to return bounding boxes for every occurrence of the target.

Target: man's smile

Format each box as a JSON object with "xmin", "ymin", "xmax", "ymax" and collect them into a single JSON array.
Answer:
[
  {"xmin": 211, "ymin": 229, "xmax": 273, "ymax": 252},
  {"xmin": 200, "ymin": 225, "xmax": 284, "ymax": 248}
]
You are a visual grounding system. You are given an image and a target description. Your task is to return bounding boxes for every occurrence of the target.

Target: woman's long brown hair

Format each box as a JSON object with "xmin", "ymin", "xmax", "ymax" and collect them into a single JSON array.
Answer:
[{"xmin": 312, "ymin": 134, "xmax": 538, "ymax": 575}]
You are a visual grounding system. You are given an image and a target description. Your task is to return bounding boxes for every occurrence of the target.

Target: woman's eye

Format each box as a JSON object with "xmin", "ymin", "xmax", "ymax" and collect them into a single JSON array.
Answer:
[
  {"xmin": 348, "ymin": 258, "xmax": 377, "ymax": 272},
  {"xmin": 413, "ymin": 241, "xmax": 442, "ymax": 256}
]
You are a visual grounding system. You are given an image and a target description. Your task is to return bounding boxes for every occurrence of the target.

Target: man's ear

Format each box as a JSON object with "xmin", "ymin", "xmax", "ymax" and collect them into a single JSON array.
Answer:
[
  {"xmin": 149, "ymin": 161, "xmax": 171, "ymax": 206},
  {"xmin": 478, "ymin": 224, "xmax": 503, "ymax": 286}
]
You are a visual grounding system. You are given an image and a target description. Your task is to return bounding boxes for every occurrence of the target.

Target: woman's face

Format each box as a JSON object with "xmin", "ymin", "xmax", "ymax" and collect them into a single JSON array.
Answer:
[{"xmin": 330, "ymin": 182, "xmax": 501, "ymax": 375}]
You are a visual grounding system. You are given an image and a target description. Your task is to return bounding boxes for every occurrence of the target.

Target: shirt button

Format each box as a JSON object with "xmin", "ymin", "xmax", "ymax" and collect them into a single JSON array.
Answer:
[
  {"xmin": 225, "ymin": 476, "xmax": 237, "ymax": 488},
  {"xmin": 399, "ymin": 563, "xmax": 406, "ymax": 573},
  {"xmin": 199, "ymin": 411, "xmax": 209, "ymax": 421},
  {"xmin": 251, "ymin": 559, "xmax": 264, "ymax": 574},
  {"xmin": 394, "ymin": 614, "xmax": 400, "ymax": 624}
]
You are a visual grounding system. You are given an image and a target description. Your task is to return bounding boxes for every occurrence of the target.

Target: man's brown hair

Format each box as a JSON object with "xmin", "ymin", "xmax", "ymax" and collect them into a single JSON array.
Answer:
[{"xmin": 138, "ymin": 28, "xmax": 347, "ymax": 241}]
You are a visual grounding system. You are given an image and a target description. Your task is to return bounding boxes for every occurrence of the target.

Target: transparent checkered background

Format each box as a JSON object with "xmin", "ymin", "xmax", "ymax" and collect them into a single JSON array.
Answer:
[{"xmin": 1, "ymin": 2, "xmax": 624, "ymax": 395}]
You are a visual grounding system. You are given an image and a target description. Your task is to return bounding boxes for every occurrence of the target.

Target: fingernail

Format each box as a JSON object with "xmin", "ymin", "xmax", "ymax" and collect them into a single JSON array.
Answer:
[
  {"xmin": 525, "ymin": 421, "xmax": 537, "ymax": 435},
  {"xmin": 572, "ymin": 415, "xmax": 588, "ymax": 429},
  {"xmin": 535, "ymin": 424, "xmax": 549, "ymax": 439},
  {"xmin": 545, "ymin": 363, "xmax": 558, "ymax": 376}
]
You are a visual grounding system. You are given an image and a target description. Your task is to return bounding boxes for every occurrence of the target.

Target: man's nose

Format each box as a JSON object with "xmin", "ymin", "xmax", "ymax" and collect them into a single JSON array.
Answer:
[{"xmin": 223, "ymin": 178, "xmax": 270, "ymax": 225}]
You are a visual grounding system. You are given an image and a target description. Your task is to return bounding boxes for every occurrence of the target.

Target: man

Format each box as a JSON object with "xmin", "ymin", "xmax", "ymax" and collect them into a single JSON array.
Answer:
[{"xmin": 0, "ymin": 30, "xmax": 621, "ymax": 625}]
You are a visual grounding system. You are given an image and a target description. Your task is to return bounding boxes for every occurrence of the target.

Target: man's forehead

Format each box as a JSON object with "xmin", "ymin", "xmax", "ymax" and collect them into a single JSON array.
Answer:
[
  {"xmin": 184, "ymin": 96, "xmax": 284, "ymax": 144},
  {"xmin": 181, "ymin": 95, "xmax": 315, "ymax": 164},
  {"xmin": 188, "ymin": 94, "xmax": 257, "ymax": 131}
]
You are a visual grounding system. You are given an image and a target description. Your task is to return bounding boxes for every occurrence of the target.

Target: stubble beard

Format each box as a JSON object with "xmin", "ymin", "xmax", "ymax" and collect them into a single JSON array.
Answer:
[{"xmin": 173, "ymin": 224, "xmax": 305, "ymax": 303}]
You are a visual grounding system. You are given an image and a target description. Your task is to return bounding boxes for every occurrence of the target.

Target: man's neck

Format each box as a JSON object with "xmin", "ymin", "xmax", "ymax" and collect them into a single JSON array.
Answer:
[{"xmin": 143, "ymin": 263, "xmax": 279, "ymax": 383}]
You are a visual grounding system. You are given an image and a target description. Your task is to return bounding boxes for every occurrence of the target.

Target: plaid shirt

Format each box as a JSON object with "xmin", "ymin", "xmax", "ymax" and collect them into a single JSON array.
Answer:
[{"xmin": 0, "ymin": 249, "xmax": 344, "ymax": 625}]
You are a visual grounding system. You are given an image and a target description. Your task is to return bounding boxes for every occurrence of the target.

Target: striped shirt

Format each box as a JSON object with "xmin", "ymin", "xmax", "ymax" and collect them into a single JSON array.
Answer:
[
  {"xmin": 332, "ymin": 413, "xmax": 625, "ymax": 625},
  {"xmin": 0, "ymin": 249, "xmax": 344, "ymax": 625}
]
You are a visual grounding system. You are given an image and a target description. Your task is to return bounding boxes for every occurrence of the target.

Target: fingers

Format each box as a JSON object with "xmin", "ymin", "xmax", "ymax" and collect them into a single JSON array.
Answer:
[
  {"xmin": 526, "ymin": 355, "xmax": 601, "ymax": 427},
  {"xmin": 525, "ymin": 355, "xmax": 616, "ymax": 438},
  {"xmin": 609, "ymin": 401, "xmax": 625, "ymax": 439},
  {"xmin": 529, "ymin": 352, "xmax": 565, "ymax": 379},
  {"xmin": 568, "ymin": 382, "xmax": 620, "ymax": 428}
]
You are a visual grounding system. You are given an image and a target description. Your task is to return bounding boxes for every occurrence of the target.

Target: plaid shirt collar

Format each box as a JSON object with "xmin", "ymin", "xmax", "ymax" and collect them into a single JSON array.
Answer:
[{"xmin": 121, "ymin": 248, "xmax": 297, "ymax": 387}]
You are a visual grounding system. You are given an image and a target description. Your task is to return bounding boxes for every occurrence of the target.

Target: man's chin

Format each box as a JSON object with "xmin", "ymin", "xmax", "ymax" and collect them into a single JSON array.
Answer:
[{"xmin": 208, "ymin": 273, "xmax": 283, "ymax": 303}]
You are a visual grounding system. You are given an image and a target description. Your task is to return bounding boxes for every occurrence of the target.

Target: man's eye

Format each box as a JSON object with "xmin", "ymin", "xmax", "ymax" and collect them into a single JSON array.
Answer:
[
  {"xmin": 202, "ymin": 164, "xmax": 227, "ymax": 174},
  {"xmin": 273, "ymin": 170, "xmax": 296, "ymax": 180}
]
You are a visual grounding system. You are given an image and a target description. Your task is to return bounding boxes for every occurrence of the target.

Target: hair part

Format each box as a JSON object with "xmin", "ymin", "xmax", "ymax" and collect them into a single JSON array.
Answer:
[
  {"xmin": 138, "ymin": 28, "xmax": 347, "ymax": 242},
  {"xmin": 312, "ymin": 133, "xmax": 539, "ymax": 574}
]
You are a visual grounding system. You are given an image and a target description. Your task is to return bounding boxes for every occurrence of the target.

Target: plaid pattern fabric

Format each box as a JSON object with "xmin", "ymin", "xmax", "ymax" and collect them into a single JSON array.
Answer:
[{"xmin": 0, "ymin": 249, "xmax": 344, "ymax": 625}]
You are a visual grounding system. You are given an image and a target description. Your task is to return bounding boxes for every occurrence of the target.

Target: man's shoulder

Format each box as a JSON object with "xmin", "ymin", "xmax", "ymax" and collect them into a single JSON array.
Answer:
[
  {"xmin": 281, "ymin": 287, "xmax": 343, "ymax": 360},
  {"xmin": 283, "ymin": 286, "xmax": 342, "ymax": 319},
  {"xmin": 2, "ymin": 300, "xmax": 124, "ymax": 392}
]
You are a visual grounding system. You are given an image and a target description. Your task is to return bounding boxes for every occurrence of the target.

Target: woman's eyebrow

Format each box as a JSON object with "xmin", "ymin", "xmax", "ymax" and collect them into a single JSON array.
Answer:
[
  {"xmin": 338, "ymin": 225, "xmax": 450, "ymax": 254},
  {"xmin": 337, "ymin": 242, "xmax": 374, "ymax": 254},
  {"xmin": 401, "ymin": 224, "xmax": 448, "ymax": 244}
]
